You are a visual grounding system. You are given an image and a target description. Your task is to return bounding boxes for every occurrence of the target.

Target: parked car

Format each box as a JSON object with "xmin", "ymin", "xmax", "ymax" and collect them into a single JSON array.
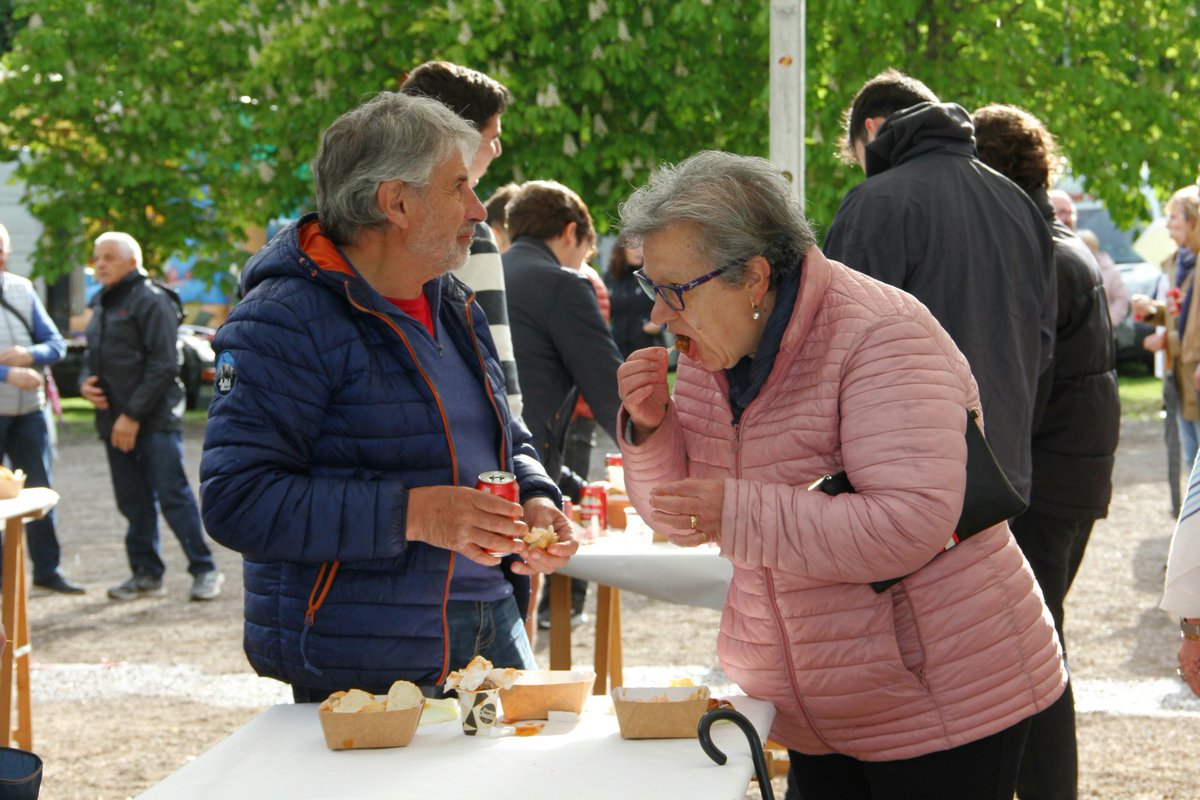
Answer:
[
  {"xmin": 1075, "ymin": 201, "xmax": 1162, "ymax": 373},
  {"xmin": 52, "ymin": 324, "xmax": 216, "ymax": 411}
]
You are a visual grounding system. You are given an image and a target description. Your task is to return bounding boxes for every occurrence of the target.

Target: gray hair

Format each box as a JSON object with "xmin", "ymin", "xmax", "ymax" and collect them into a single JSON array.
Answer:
[
  {"xmin": 617, "ymin": 151, "xmax": 814, "ymax": 288},
  {"xmin": 94, "ymin": 231, "xmax": 143, "ymax": 268},
  {"xmin": 313, "ymin": 91, "xmax": 480, "ymax": 245}
]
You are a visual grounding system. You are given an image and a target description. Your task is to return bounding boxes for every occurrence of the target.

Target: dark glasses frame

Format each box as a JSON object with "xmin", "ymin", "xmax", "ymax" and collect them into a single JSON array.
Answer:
[{"xmin": 634, "ymin": 265, "xmax": 731, "ymax": 312}]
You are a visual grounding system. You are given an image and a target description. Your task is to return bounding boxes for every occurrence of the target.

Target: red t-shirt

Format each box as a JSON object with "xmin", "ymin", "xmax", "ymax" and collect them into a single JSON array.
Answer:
[{"xmin": 387, "ymin": 294, "xmax": 435, "ymax": 337}]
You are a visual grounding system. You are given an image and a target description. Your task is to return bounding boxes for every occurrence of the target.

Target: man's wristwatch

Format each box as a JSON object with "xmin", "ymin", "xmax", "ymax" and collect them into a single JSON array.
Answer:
[{"xmin": 1180, "ymin": 618, "xmax": 1200, "ymax": 641}]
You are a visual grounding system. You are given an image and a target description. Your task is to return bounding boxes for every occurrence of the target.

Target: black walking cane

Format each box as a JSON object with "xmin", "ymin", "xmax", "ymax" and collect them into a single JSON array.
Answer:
[{"xmin": 697, "ymin": 707, "xmax": 775, "ymax": 800}]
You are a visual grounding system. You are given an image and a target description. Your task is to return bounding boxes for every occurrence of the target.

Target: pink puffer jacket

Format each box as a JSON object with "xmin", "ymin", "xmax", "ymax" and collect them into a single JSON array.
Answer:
[{"xmin": 620, "ymin": 248, "xmax": 1065, "ymax": 761}]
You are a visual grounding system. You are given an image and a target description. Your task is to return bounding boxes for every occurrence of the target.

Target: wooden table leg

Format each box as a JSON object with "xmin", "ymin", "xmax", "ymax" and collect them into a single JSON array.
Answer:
[
  {"xmin": 548, "ymin": 573, "xmax": 572, "ymax": 670},
  {"xmin": 593, "ymin": 586, "xmax": 622, "ymax": 694},
  {"xmin": 0, "ymin": 514, "xmax": 30, "ymax": 748}
]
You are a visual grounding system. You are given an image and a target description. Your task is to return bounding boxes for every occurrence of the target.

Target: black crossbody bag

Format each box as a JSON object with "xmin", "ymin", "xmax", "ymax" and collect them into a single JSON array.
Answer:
[{"xmin": 809, "ymin": 408, "xmax": 1027, "ymax": 593}]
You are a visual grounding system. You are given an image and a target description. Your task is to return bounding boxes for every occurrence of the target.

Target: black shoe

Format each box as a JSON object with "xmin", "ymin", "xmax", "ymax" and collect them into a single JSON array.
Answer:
[{"xmin": 33, "ymin": 573, "xmax": 86, "ymax": 595}]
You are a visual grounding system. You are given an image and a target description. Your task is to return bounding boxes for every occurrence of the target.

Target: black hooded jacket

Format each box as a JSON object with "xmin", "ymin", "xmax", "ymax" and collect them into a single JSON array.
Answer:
[
  {"xmin": 1027, "ymin": 188, "xmax": 1119, "ymax": 519},
  {"xmin": 84, "ymin": 270, "xmax": 185, "ymax": 438},
  {"xmin": 824, "ymin": 102, "xmax": 1056, "ymax": 502}
]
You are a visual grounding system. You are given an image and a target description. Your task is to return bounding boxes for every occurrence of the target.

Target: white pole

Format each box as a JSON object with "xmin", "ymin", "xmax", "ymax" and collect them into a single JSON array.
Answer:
[{"xmin": 769, "ymin": 0, "xmax": 805, "ymax": 204}]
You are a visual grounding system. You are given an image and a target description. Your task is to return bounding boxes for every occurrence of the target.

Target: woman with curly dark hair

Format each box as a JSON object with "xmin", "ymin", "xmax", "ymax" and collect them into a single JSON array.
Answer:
[{"xmin": 974, "ymin": 102, "xmax": 1120, "ymax": 800}]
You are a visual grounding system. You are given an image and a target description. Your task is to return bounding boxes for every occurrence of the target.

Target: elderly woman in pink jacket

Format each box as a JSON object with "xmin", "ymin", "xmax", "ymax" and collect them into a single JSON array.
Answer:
[{"xmin": 616, "ymin": 151, "xmax": 1065, "ymax": 800}]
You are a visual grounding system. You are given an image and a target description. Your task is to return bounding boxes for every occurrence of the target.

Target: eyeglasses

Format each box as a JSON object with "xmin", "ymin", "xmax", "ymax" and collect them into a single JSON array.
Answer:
[{"xmin": 634, "ymin": 264, "xmax": 732, "ymax": 312}]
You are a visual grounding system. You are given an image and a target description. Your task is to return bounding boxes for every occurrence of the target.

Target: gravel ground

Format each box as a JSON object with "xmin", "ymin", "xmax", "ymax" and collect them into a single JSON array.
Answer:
[{"xmin": 15, "ymin": 414, "xmax": 1200, "ymax": 799}]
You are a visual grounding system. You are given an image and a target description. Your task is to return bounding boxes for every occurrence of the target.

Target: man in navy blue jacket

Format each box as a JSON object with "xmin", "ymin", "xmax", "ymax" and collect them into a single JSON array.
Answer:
[{"xmin": 200, "ymin": 92, "xmax": 575, "ymax": 701}]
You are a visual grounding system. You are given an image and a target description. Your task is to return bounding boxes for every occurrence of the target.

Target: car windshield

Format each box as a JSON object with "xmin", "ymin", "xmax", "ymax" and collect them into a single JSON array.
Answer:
[{"xmin": 1075, "ymin": 206, "xmax": 1144, "ymax": 264}]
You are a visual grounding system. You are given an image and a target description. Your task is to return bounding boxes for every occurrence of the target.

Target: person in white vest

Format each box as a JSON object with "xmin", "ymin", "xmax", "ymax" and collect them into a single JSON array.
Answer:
[
  {"xmin": 1163, "ymin": 455, "xmax": 1200, "ymax": 699},
  {"xmin": 0, "ymin": 223, "xmax": 82, "ymax": 594}
]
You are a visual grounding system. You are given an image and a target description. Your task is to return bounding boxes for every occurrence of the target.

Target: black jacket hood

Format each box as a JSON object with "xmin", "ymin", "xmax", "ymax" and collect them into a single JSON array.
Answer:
[{"xmin": 864, "ymin": 102, "xmax": 976, "ymax": 177}]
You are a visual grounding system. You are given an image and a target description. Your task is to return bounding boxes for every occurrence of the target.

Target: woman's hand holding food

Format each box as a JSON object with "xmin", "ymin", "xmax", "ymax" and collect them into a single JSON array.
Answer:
[
  {"xmin": 510, "ymin": 497, "xmax": 579, "ymax": 576},
  {"xmin": 618, "ymin": 347, "xmax": 671, "ymax": 443},
  {"xmin": 646, "ymin": 478, "xmax": 724, "ymax": 547}
]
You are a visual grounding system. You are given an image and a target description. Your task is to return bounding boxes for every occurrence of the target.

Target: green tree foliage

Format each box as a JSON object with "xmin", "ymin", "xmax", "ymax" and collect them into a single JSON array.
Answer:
[
  {"xmin": 1, "ymin": 0, "xmax": 1197, "ymax": 280},
  {"xmin": 0, "ymin": 0, "xmax": 262, "ymax": 278}
]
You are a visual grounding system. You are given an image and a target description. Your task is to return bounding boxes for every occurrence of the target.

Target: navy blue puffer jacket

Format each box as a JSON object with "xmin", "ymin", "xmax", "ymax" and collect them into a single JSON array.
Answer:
[{"xmin": 200, "ymin": 216, "xmax": 558, "ymax": 693}]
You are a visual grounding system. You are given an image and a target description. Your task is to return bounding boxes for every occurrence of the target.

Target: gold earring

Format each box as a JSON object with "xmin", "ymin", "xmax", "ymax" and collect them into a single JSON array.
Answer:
[{"xmin": 751, "ymin": 301, "xmax": 761, "ymax": 321}]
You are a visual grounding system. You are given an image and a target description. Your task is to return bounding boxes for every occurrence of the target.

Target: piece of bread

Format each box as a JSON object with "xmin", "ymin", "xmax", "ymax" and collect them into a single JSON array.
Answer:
[
  {"xmin": 318, "ymin": 690, "xmax": 346, "ymax": 712},
  {"xmin": 522, "ymin": 525, "xmax": 558, "ymax": 550},
  {"xmin": 332, "ymin": 688, "xmax": 374, "ymax": 713},
  {"xmin": 385, "ymin": 680, "xmax": 424, "ymax": 711}
]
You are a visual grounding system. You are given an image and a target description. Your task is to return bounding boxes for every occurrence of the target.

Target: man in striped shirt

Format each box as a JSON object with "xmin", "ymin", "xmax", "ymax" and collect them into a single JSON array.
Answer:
[{"xmin": 401, "ymin": 61, "xmax": 524, "ymax": 419}]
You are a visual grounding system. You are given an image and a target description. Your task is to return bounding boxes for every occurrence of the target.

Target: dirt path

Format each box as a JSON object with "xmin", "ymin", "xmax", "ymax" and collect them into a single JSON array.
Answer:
[{"xmin": 19, "ymin": 415, "xmax": 1200, "ymax": 798}]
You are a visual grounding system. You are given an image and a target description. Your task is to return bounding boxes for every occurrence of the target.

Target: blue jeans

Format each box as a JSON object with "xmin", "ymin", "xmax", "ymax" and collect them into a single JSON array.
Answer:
[
  {"xmin": 0, "ymin": 411, "xmax": 60, "ymax": 580},
  {"xmin": 446, "ymin": 596, "xmax": 536, "ymax": 676},
  {"xmin": 105, "ymin": 430, "xmax": 215, "ymax": 579}
]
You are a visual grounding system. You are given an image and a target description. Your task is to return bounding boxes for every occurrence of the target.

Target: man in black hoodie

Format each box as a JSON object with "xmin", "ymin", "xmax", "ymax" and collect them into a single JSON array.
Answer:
[{"xmin": 824, "ymin": 69, "xmax": 1056, "ymax": 504}]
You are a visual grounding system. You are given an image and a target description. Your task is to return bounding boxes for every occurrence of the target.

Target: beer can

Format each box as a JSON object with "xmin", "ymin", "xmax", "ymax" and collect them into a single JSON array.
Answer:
[
  {"xmin": 476, "ymin": 471, "xmax": 519, "ymax": 504},
  {"xmin": 579, "ymin": 482, "xmax": 608, "ymax": 532}
]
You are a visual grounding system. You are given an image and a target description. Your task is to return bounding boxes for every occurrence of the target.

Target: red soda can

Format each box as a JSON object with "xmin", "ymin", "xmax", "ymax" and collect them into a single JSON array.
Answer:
[
  {"xmin": 477, "ymin": 471, "xmax": 519, "ymax": 555},
  {"xmin": 562, "ymin": 496, "xmax": 576, "ymax": 522},
  {"xmin": 579, "ymin": 483, "xmax": 608, "ymax": 532},
  {"xmin": 476, "ymin": 470, "xmax": 519, "ymax": 503}
]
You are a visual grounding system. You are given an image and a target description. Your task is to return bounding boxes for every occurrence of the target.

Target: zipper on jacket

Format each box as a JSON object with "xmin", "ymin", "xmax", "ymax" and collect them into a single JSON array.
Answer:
[
  {"xmin": 345, "ymin": 283, "xmax": 463, "ymax": 685},
  {"xmin": 763, "ymin": 568, "xmax": 835, "ymax": 750},
  {"xmin": 732, "ymin": 406, "xmax": 833, "ymax": 750}
]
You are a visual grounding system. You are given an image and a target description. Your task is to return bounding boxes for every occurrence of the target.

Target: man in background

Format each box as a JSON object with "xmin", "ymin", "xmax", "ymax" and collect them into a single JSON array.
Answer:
[
  {"xmin": 823, "ymin": 68, "xmax": 1055, "ymax": 503},
  {"xmin": 201, "ymin": 93, "xmax": 574, "ymax": 699},
  {"xmin": 83, "ymin": 232, "xmax": 222, "ymax": 602},
  {"xmin": 401, "ymin": 61, "xmax": 524, "ymax": 418},
  {"xmin": 503, "ymin": 180, "xmax": 623, "ymax": 625},
  {"xmin": 485, "ymin": 183, "xmax": 520, "ymax": 253},
  {"xmin": 0, "ymin": 223, "xmax": 80, "ymax": 594}
]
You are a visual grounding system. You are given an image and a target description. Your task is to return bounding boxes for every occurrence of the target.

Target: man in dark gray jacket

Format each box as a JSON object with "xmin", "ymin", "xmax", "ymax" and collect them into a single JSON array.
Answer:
[
  {"xmin": 83, "ymin": 232, "xmax": 222, "ymax": 602},
  {"xmin": 503, "ymin": 181, "xmax": 623, "ymax": 625},
  {"xmin": 824, "ymin": 69, "xmax": 1056, "ymax": 503},
  {"xmin": 503, "ymin": 181, "xmax": 623, "ymax": 490}
]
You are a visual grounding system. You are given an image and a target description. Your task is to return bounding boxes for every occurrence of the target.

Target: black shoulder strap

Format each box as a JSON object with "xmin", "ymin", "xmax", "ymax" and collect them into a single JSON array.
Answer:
[{"xmin": 0, "ymin": 288, "xmax": 36, "ymax": 341}]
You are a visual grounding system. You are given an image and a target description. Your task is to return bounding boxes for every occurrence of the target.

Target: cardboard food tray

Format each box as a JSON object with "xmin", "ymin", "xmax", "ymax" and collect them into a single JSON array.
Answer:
[
  {"xmin": 499, "ymin": 670, "xmax": 595, "ymax": 720},
  {"xmin": 611, "ymin": 686, "xmax": 711, "ymax": 739},
  {"xmin": 318, "ymin": 699, "xmax": 424, "ymax": 750},
  {"xmin": 0, "ymin": 476, "xmax": 25, "ymax": 499}
]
